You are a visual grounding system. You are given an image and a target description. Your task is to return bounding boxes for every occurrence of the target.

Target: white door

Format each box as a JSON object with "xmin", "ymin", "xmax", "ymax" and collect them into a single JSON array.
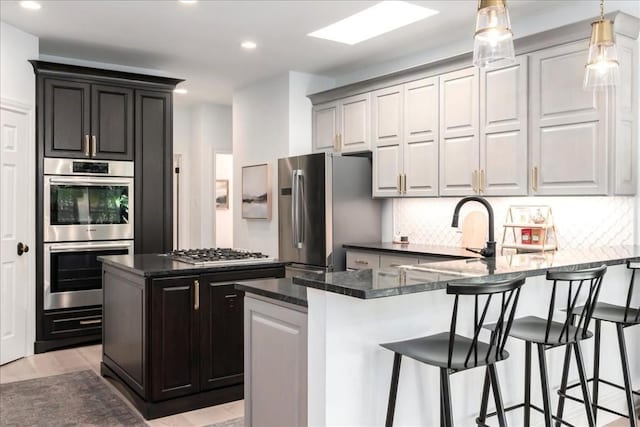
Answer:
[{"xmin": 1, "ymin": 101, "xmax": 33, "ymax": 365}]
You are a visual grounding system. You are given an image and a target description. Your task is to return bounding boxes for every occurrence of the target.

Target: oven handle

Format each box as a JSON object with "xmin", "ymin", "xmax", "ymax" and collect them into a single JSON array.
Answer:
[
  {"xmin": 49, "ymin": 178, "xmax": 132, "ymax": 186},
  {"xmin": 48, "ymin": 243, "xmax": 132, "ymax": 253}
]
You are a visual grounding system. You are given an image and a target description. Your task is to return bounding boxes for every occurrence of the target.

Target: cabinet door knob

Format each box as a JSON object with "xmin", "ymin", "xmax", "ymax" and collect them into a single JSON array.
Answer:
[{"xmin": 194, "ymin": 279, "xmax": 200, "ymax": 310}]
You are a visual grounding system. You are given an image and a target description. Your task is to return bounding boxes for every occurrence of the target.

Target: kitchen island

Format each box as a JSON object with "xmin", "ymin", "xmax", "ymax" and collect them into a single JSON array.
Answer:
[
  {"xmin": 98, "ymin": 254, "xmax": 285, "ymax": 419},
  {"xmin": 239, "ymin": 247, "xmax": 640, "ymax": 427}
]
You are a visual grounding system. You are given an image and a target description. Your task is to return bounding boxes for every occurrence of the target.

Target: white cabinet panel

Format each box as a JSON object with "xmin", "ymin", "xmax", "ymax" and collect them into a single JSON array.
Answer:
[
  {"xmin": 613, "ymin": 35, "xmax": 637, "ymax": 195},
  {"xmin": 373, "ymin": 144, "xmax": 402, "ymax": 197},
  {"xmin": 340, "ymin": 93, "xmax": 370, "ymax": 153},
  {"xmin": 404, "ymin": 77, "xmax": 438, "ymax": 197},
  {"xmin": 530, "ymin": 40, "xmax": 607, "ymax": 195},
  {"xmin": 372, "ymin": 86, "xmax": 402, "ymax": 147},
  {"xmin": 405, "ymin": 78, "xmax": 438, "ymax": 143},
  {"xmin": 346, "ymin": 251, "xmax": 380, "ymax": 270},
  {"xmin": 536, "ymin": 121, "xmax": 606, "ymax": 194},
  {"xmin": 440, "ymin": 68, "xmax": 478, "ymax": 138},
  {"xmin": 440, "ymin": 68, "xmax": 478, "ymax": 196},
  {"xmin": 440, "ymin": 135, "xmax": 479, "ymax": 196},
  {"xmin": 480, "ymin": 56, "xmax": 528, "ymax": 196},
  {"xmin": 312, "ymin": 102, "xmax": 338, "ymax": 152},
  {"xmin": 244, "ymin": 296, "xmax": 307, "ymax": 427}
]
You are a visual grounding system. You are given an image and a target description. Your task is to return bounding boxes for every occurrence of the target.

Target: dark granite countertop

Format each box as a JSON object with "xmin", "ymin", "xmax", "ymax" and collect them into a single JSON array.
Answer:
[
  {"xmin": 343, "ymin": 242, "xmax": 481, "ymax": 259},
  {"xmin": 235, "ymin": 278, "xmax": 308, "ymax": 307},
  {"xmin": 293, "ymin": 246, "xmax": 640, "ymax": 299},
  {"xmin": 98, "ymin": 253, "xmax": 287, "ymax": 278}
]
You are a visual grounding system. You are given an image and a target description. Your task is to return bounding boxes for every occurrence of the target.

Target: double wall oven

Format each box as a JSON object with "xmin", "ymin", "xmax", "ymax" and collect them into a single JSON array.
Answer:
[{"xmin": 43, "ymin": 158, "xmax": 134, "ymax": 310}]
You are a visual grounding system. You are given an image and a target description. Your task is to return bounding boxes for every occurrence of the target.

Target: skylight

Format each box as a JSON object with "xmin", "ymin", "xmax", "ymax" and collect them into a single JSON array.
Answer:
[{"xmin": 308, "ymin": 1, "xmax": 439, "ymax": 45}]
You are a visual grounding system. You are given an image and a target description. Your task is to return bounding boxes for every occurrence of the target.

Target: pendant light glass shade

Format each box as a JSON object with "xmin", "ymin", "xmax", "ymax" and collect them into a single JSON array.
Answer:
[
  {"xmin": 583, "ymin": 18, "xmax": 619, "ymax": 89},
  {"xmin": 473, "ymin": 0, "xmax": 515, "ymax": 68}
]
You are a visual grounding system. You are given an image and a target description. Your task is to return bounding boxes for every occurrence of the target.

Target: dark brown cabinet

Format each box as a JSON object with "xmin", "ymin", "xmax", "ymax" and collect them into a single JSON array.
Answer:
[
  {"xmin": 134, "ymin": 90, "xmax": 173, "ymax": 255},
  {"xmin": 101, "ymin": 262, "xmax": 286, "ymax": 419},
  {"xmin": 43, "ymin": 78, "xmax": 91, "ymax": 159},
  {"xmin": 43, "ymin": 79, "xmax": 133, "ymax": 160},
  {"xmin": 150, "ymin": 275, "xmax": 200, "ymax": 401},
  {"xmin": 91, "ymin": 84, "xmax": 134, "ymax": 160}
]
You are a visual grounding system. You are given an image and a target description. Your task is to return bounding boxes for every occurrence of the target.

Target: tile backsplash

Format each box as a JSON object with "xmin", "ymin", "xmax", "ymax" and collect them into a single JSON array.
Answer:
[{"xmin": 393, "ymin": 196, "xmax": 635, "ymax": 249}]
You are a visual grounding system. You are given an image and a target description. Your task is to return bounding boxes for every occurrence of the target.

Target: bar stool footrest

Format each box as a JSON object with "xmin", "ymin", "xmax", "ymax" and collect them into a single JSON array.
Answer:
[
  {"xmin": 558, "ymin": 388, "xmax": 636, "ymax": 419},
  {"xmin": 565, "ymin": 377, "xmax": 640, "ymax": 396},
  {"xmin": 483, "ymin": 402, "xmax": 576, "ymax": 427}
]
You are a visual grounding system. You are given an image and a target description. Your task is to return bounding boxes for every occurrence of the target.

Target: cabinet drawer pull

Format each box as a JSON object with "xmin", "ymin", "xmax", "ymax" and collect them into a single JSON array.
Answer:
[
  {"xmin": 194, "ymin": 280, "xmax": 200, "ymax": 310},
  {"xmin": 84, "ymin": 135, "xmax": 90, "ymax": 157},
  {"xmin": 224, "ymin": 294, "xmax": 238, "ymax": 299},
  {"xmin": 389, "ymin": 263, "xmax": 402, "ymax": 267},
  {"xmin": 79, "ymin": 319, "xmax": 101, "ymax": 325},
  {"xmin": 91, "ymin": 135, "xmax": 97, "ymax": 157},
  {"xmin": 354, "ymin": 260, "xmax": 369, "ymax": 265}
]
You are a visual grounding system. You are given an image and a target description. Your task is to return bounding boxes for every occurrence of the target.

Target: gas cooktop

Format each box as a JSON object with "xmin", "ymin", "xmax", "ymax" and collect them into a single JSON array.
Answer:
[{"xmin": 165, "ymin": 248, "xmax": 275, "ymax": 266}]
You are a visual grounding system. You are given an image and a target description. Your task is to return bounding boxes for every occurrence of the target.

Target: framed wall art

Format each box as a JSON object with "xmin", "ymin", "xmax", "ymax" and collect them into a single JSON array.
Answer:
[{"xmin": 241, "ymin": 163, "xmax": 271, "ymax": 220}]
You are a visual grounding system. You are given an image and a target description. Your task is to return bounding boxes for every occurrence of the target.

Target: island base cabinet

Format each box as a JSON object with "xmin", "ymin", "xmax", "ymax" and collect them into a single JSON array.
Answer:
[{"xmin": 244, "ymin": 295, "xmax": 307, "ymax": 427}]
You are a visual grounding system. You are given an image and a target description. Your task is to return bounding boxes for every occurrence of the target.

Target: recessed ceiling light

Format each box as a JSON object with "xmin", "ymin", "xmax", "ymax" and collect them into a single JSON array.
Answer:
[
  {"xmin": 174, "ymin": 88, "xmax": 188, "ymax": 95},
  {"xmin": 20, "ymin": 1, "xmax": 41, "ymax": 10},
  {"xmin": 308, "ymin": 1, "xmax": 438, "ymax": 45},
  {"xmin": 241, "ymin": 41, "xmax": 257, "ymax": 50},
  {"xmin": 178, "ymin": 0, "xmax": 198, "ymax": 4}
]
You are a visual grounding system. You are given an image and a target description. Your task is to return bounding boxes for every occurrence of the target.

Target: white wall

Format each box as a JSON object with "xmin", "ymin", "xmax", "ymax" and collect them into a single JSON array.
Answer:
[
  {"xmin": 215, "ymin": 153, "xmax": 233, "ymax": 248},
  {"xmin": 233, "ymin": 73, "xmax": 290, "ymax": 256},
  {"xmin": 1, "ymin": 22, "xmax": 38, "ymax": 105},
  {"xmin": 232, "ymin": 71, "xmax": 335, "ymax": 255},
  {"xmin": 173, "ymin": 103, "xmax": 232, "ymax": 249}
]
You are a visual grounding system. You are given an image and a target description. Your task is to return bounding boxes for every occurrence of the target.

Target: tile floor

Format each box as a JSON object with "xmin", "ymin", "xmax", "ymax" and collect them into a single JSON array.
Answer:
[
  {"xmin": 0, "ymin": 345, "xmax": 242, "ymax": 427},
  {"xmin": 0, "ymin": 345, "xmax": 633, "ymax": 426}
]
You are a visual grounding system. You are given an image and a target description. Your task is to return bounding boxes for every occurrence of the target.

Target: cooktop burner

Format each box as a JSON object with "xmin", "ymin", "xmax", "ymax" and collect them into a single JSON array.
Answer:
[{"xmin": 165, "ymin": 248, "xmax": 275, "ymax": 266}]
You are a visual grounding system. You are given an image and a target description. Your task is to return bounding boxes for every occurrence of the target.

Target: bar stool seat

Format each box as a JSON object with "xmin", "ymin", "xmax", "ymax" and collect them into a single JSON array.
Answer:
[
  {"xmin": 381, "ymin": 332, "xmax": 510, "ymax": 371},
  {"xmin": 579, "ymin": 302, "xmax": 640, "ymax": 325},
  {"xmin": 486, "ymin": 316, "xmax": 592, "ymax": 346}
]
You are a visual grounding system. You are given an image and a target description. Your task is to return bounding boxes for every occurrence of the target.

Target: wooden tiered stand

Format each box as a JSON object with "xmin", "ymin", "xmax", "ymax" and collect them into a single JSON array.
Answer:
[{"xmin": 501, "ymin": 205, "xmax": 558, "ymax": 254}]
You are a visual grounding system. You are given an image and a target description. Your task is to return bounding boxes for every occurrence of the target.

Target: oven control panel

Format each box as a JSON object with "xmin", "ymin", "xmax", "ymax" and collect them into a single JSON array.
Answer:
[{"xmin": 73, "ymin": 161, "xmax": 109, "ymax": 174}]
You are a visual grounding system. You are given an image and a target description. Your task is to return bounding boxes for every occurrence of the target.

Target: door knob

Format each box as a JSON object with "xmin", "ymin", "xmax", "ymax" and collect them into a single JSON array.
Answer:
[{"xmin": 17, "ymin": 242, "xmax": 29, "ymax": 256}]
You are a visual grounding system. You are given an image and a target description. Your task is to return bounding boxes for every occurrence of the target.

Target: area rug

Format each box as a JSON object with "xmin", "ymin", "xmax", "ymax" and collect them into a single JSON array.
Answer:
[
  {"xmin": 205, "ymin": 418, "xmax": 244, "ymax": 427},
  {"xmin": 0, "ymin": 370, "xmax": 147, "ymax": 426}
]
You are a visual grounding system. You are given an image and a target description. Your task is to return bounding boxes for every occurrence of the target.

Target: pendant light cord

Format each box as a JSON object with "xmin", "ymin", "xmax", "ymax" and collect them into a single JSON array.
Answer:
[{"xmin": 600, "ymin": 0, "xmax": 604, "ymax": 21}]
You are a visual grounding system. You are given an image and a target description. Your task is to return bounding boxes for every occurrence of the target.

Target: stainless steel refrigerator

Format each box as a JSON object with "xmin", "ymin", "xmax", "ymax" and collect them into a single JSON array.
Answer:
[{"xmin": 278, "ymin": 152, "xmax": 381, "ymax": 274}]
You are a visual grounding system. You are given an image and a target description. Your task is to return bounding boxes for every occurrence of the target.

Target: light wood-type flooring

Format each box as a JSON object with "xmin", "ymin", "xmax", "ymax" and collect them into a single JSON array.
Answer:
[
  {"xmin": 0, "ymin": 345, "xmax": 242, "ymax": 426},
  {"xmin": 0, "ymin": 344, "xmax": 634, "ymax": 426}
]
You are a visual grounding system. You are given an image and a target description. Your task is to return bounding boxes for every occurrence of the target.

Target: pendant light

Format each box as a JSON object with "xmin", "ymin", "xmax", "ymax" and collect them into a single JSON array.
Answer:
[
  {"xmin": 472, "ymin": 0, "xmax": 515, "ymax": 68},
  {"xmin": 584, "ymin": 0, "xmax": 619, "ymax": 89}
]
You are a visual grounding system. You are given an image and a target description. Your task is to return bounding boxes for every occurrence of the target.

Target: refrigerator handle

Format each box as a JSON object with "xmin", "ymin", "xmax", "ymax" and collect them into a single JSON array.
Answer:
[
  {"xmin": 298, "ymin": 171, "xmax": 305, "ymax": 247},
  {"xmin": 292, "ymin": 169, "xmax": 304, "ymax": 249}
]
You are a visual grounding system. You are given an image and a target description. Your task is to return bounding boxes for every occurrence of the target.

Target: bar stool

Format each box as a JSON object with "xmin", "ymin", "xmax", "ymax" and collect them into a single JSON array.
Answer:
[
  {"xmin": 478, "ymin": 265, "xmax": 607, "ymax": 427},
  {"xmin": 381, "ymin": 274, "xmax": 526, "ymax": 427},
  {"xmin": 557, "ymin": 261, "xmax": 639, "ymax": 427}
]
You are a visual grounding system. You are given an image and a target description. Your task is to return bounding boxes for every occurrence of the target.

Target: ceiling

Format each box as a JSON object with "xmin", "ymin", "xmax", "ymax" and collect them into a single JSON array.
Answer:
[{"xmin": 1, "ymin": 1, "xmax": 638, "ymax": 105}]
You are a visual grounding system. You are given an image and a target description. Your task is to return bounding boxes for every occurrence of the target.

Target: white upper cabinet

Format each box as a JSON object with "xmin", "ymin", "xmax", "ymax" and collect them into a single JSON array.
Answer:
[
  {"xmin": 312, "ymin": 101, "xmax": 339, "ymax": 152},
  {"xmin": 372, "ymin": 78, "xmax": 439, "ymax": 198},
  {"xmin": 529, "ymin": 40, "xmax": 607, "ymax": 195},
  {"xmin": 313, "ymin": 94, "xmax": 370, "ymax": 154},
  {"xmin": 372, "ymin": 85, "xmax": 403, "ymax": 197},
  {"xmin": 404, "ymin": 77, "xmax": 439, "ymax": 197},
  {"xmin": 439, "ymin": 67, "xmax": 479, "ymax": 196},
  {"xmin": 480, "ymin": 56, "xmax": 528, "ymax": 196},
  {"xmin": 612, "ymin": 34, "xmax": 638, "ymax": 195},
  {"xmin": 340, "ymin": 93, "xmax": 371, "ymax": 153}
]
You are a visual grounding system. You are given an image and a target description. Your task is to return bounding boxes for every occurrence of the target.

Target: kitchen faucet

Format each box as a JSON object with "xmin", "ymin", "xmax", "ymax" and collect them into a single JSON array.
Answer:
[{"xmin": 451, "ymin": 196, "xmax": 496, "ymax": 258}]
